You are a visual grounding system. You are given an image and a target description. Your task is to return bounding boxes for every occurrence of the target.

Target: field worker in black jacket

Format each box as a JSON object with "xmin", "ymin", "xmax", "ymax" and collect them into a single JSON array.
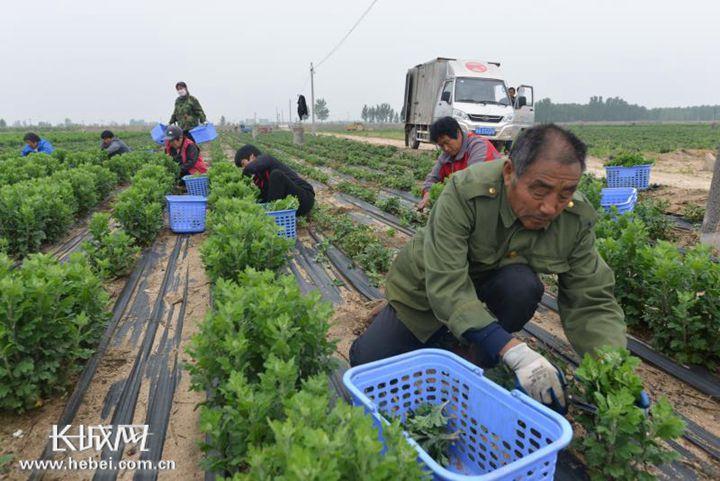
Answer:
[{"xmin": 235, "ymin": 144, "xmax": 315, "ymax": 216}]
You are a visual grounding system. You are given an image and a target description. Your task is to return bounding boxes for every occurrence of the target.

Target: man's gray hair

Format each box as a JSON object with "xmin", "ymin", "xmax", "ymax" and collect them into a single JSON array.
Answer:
[{"xmin": 509, "ymin": 124, "xmax": 587, "ymax": 177}]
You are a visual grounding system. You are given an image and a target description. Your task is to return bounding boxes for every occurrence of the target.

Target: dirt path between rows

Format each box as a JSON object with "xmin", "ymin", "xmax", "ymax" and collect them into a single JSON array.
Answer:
[{"xmin": 321, "ymin": 132, "xmax": 436, "ymax": 151}]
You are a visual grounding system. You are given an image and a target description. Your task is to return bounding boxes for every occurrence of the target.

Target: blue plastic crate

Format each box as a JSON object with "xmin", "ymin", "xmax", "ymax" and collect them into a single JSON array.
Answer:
[
  {"xmin": 601, "ymin": 187, "xmax": 637, "ymax": 215},
  {"xmin": 166, "ymin": 195, "xmax": 207, "ymax": 233},
  {"xmin": 183, "ymin": 175, "xmax": 209, "ymax": 197},
  {"xmin": 605, "ymin": 164, "xmax": 652, "ymax": 190},
  {"xmin": 151, "ymin": 123, "xmax": 167, "ymax": 145},
  {"xmin": 262, "ymin": 206, "xmax": 297, "ymax": 239},
  {"xmin": 344, "ymin": 349, "xmax": 573, "ymax": 481},
  {"xmin": 189, "ymin": 123, "xmax": 218, "ymax": 144}
]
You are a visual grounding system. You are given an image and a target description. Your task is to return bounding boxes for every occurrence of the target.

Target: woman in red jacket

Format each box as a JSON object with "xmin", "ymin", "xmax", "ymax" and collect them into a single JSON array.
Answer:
[{"xmin": 164, "ymin": 125, "xmax": 208, "ymax": 176}]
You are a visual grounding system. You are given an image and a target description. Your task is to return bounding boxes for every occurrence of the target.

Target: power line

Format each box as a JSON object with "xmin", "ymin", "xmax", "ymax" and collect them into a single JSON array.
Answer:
[{"xmin": 314, "ymin": 0, "xmax": 379, "ymax": 70}]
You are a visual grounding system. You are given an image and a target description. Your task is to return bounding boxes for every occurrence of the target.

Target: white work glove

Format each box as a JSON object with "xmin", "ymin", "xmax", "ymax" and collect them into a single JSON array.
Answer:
[{"xmin": 502, "ymin": 342, "xmax": 567, "ymax": 414}]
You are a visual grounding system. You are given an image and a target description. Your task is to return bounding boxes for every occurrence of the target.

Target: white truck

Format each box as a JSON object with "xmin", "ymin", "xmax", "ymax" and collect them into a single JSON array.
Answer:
[{"xmin": 402, "ymin": 58, "xmax": 534, "ymax": 150}]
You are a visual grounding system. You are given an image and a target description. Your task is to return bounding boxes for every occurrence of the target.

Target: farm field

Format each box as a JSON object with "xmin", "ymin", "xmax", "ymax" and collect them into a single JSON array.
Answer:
[
  {"xmin": 0, "ymin": 126, "xmax": 719, "ymax": 481},
  {"xmin": 328, "ymin": 123, "xmax": 720, "ymax": 156}
]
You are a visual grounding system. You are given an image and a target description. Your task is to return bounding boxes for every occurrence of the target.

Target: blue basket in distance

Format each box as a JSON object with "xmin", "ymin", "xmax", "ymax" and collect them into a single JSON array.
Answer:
[
  {"xmin": 605, "ymin": 164, "xmax": 652, "ymax": 190},
  {"xmin": 151, "ymin": 123, "xmax": 167, "ymax": 145},
  {"xmin": 601, "ymin": 187, "xmax": 638, "ymax": 215},
  {"xmin": 189, "ymin": 123, "xmax": 218, "ymax": 144},
  {"xmin": 183, "ymin": 175, "xmax": 209, "ymax": 197},
  {"xmin": 166, "ymin": 195, "xmax": 207, "ymax": 234},
  {"xmin": 343, "ymin": 349, "xmax": 573, "ymax": 481}
]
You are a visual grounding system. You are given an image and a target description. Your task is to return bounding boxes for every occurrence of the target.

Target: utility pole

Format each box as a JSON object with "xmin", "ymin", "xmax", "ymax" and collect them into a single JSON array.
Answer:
[
  {"xmin": 701, "ymin": 146, "xmax": 720, "ymax": 247},
  {"xmin": 310, "ymin": 62, "xmax": 316, "ymax": 136},
  {"xmin": 289, "ymin": 99, "xmax": 292, "ymax": 124}
]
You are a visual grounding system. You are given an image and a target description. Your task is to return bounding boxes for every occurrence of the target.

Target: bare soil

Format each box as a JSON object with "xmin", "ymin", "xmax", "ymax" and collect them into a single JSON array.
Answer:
[{"xmin": 321, "ymin": 132, "xmax": 437, "ymax": 151}]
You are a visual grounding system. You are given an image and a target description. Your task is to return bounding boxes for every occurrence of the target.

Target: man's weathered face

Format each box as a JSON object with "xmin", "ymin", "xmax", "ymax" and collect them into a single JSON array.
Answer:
[
  {"xmin": 170, "ymin": 138, "xmax": 183, "ymax": 149},
  {"xmin": 26, "ymin": 140, "xmax": 38, "ymax": 149},
  {"xmin": 436, "ymin": 130, "xmax": 463, "ymax": 157},
  {"xmin": 502, "ymin": 144, "xmax": 582, "ymax": 230},
  {"xmin": 508, "ymin": 88, "xmax": 516, "ymax": 97},
  {"xmin": 102, "ymin": 138, "xmax": 112, "ymax": 148}
]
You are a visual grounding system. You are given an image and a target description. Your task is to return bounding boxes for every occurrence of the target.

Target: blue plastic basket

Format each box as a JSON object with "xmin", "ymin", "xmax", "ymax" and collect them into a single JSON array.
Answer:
[
  {"xmin": 344, "ymin": 349, "xmax": 573, "ymax": 481},
  {"xmin": 183, "ymin": 175, "xmax": 209, "ymax": 197},
  {"xmin": 263, "ymin": 207, "xmax": 297, "ymax": 239},
  {"xmin": 166, "ymin": 195, "xmax": 207, "ymax": 233},
  {"xmin": 601, "ymin": 187, "xmax": 638, "ymax": 215},
  {"xmin": 151, "ymin": 123, "xmax": 167, "ymax": 145},
  {"xmin": 189, "ymin": 123, "xmax": 218, "ymax": 144},
  {"xmin": 605, "ymin": 164, "xmax": 652, "ymax": 190}
]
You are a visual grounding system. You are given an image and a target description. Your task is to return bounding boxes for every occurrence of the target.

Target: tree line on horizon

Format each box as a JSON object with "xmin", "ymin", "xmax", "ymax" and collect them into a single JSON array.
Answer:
[
  {"xmin": 536, "ymin": 96, "xmax": 720, "ymax": 123},
  {"xmin": 361, "ymin": 104, "xmax": 400, "ymax": 123}
]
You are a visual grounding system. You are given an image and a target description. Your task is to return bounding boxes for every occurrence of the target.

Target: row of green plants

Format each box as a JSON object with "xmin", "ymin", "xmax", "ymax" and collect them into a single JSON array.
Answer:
[
  {"xmin": 113, "ymin": 160, "xmax": 177, "ymax": 246},
  {"xmin": 0, "ymin": 151, "xmax": 173, "ymax": 258},
  {"xmin": 313, "ymin": 205, "xmax": 394, "ymax": 285},
  {"xmin": 579, "ymin": 174, "xmax": 720, "ymax": 367},
  {"xmin": 0, "ymin": 150, "xmax": 180, "ymax": 412},
  {"xmin": 0, "ymin": 130, "xmax": 157, "ymax": 156},
  {"xmin": 236, "ymin": 131, "xmax": 432, "ymax": 185},
  {"xmin": 0, "ymin": 253, "xmax": 109, "ymax": 412},
  {"xmin": 79, "ymin": 151, "xmax": 178, "ymax": 279},
  {"xmin": 190, "ymin": 156, "xmax": 426, "ymax": 479}
]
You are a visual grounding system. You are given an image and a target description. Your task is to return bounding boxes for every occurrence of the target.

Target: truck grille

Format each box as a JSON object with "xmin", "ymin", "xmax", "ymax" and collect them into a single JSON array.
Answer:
[{"xmin": 468, "ymin": 114, "xmax": 503, "ymax": 123}]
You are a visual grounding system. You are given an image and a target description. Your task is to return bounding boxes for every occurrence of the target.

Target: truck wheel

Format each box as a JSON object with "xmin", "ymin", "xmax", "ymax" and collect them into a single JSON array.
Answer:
[{"xmin": 408, "ymin": 127, "xmax": 420, "ymax": 150}]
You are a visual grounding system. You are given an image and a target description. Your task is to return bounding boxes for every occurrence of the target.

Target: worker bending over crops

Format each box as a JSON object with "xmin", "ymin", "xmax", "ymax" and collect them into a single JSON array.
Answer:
[
  {"xmin": 235, "ymin": 144, "xmax": 315, "ymax": 216},
  {"xmin": 21, "ymin": 132, "xmax": 55, "ymax": 156},
  {"xmin": 350, "ymin": 124, "xmax": 627, "ymax": 414},
  {"xmin": 416, "ymin": 117, "xmax": 501, "ymax": 211},
  {"xmin": 100, "ymin": 130, "xmax": 131, "ymax": 158},
  {"xmin": 169, "ymin": 81, "xmax": 207, "ymax": 141},
  {"xmin": 164, "ymin": 125, "xmax": 208, "ymax": 176}
]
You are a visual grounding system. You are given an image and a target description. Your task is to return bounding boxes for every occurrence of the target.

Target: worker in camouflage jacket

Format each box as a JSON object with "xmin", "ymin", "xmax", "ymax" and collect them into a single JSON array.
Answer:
[
  {"xmin": 350, "ymin": 124, "xmax": 627, "ymax": 414},
  {"xmin": 169, "ymin": 81, "xmax": 207, "ymax": 134}
]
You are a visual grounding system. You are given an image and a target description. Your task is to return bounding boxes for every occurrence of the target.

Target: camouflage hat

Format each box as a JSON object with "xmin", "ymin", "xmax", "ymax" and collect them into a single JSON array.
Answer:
[{"xmin": 164, "ymin": 125, "xmax": 184, "ymax": 141}]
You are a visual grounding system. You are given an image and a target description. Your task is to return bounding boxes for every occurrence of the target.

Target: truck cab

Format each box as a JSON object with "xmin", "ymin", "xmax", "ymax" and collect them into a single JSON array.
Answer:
[{"xmin": 403, "ymin": 58, "xmax": 534, "ymax": 151}]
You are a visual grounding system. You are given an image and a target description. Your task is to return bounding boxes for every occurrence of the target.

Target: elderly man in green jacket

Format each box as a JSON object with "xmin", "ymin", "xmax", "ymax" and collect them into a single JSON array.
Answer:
[{"xmin": 349, "ymin": 124, "xmax": 626, "ymax": 414}]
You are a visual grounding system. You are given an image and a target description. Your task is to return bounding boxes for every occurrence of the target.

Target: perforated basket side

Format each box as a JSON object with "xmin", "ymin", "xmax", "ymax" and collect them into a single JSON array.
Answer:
[
  {"xmin": 605, "ymin": 164, "xmax": 652, "ymax": 190},
  {"xmin": 166, "ymin": 196, "xmax": 207, "ymax": 234},
  {"xmin": 182, "ymin": 175, "xmax": 209, "ymax": 197},
  {"xmin": 344, "ymin": 349, "xmax": 572, "ymax": 481},
  {"xmin": 265, "ymin": 208, "xmax": 297, "ymax": 239}
]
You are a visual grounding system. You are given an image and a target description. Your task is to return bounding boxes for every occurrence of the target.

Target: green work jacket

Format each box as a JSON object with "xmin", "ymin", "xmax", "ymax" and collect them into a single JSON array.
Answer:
[
  {"xmin": 385, "ymin": 160, "xmax": 626, "ymax": 357},
  {"xmin": 170, "ymin": 95, "xmax": 207, "ymax": 131}
]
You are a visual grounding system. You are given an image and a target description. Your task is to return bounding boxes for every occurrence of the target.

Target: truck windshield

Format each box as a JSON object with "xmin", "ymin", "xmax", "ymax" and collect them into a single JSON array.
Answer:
[{"xmin": 454, "ymin": 77, "xmax": 510, "ymax": 105}]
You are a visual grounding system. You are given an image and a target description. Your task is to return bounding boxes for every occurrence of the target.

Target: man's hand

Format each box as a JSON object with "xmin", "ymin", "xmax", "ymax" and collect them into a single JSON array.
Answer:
[
  {"xmin": 416, "ymin": 191, "xmax": 431, "ymax": 211},
  {"xmin": 502, "ymin": 342, "xmax": 567, "ymax": 414}
]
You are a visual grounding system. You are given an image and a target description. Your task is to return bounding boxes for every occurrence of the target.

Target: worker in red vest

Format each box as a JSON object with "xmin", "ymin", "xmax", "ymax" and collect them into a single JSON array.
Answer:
[
  {"xmin": 417, "ymin": 117, "xmax": 501, "ymax": 211},
  {"xmin": 164, "ymin": 125, "xmax": 208, "ymax": 176}
]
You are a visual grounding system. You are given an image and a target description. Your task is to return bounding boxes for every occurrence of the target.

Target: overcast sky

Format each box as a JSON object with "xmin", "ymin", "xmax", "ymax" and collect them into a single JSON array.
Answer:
[{"xmin": 1, "ymin": 0, "xmax": 718, "ymax": 124}]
